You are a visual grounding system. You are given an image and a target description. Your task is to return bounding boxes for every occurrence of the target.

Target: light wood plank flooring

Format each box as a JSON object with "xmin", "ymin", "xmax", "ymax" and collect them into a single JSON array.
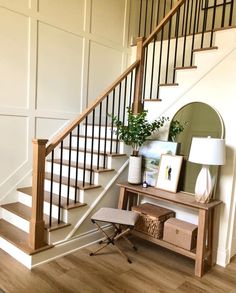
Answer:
[{"xmin": 0, "ymin": 237, "xmax": 235, "ymax": 293}]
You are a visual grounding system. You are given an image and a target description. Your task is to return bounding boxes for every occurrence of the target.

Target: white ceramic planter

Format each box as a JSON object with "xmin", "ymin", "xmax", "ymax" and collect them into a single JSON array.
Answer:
[{"xmin": 128, "ymin": 155, "xmax": 142, "ymax": 184}]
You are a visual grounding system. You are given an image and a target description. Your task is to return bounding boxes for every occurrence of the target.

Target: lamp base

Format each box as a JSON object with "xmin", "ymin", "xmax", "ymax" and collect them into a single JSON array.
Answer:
[{"xmin": 195, "ymin": 165, "xmax": 214, "ymax": 204}]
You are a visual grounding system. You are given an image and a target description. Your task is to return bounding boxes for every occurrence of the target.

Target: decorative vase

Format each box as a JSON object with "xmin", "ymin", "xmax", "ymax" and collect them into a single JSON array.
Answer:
[{"xmin": 128, "ymin": 155, "xmax": 142, "ymax": 184}]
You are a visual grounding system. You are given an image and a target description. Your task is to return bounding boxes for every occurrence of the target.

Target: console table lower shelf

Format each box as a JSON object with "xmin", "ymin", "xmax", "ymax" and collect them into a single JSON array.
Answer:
[
  {"xmin": 117, "ymin": 182, "xmax": 222, "ymax": 278},
  {"xmin": 132, "ymin": 230, "xmax": 196, "ymax": 260}
]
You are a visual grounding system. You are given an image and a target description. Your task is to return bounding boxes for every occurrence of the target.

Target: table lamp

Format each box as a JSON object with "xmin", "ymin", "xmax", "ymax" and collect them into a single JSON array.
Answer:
[{"xmin": 188, "ymin": 136, "xmax": 226, "ymax": 203}]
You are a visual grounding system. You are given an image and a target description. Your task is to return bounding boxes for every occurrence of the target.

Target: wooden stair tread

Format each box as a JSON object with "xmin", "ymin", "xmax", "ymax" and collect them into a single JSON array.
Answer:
[
  {"xmin": 17, "ymin": 187, "xmax": 87, "ymax": 210},
  {"xmin": 47, "ymin": 159, "xmax": 115, "ymax": 173},
  {"xmin": 174, "ymin": 66, "xmax": 197, "ymax": 70},
  {"xmin": 45, "ymin": 172, "xmax": 101, "ymax": 190},
  {"xmin": 1, "ymin": 202, "xmax": 70, "ymax": 231},
  {"xmin": 214, "ymin": 25, "xmax": 236, "ymax": 32},
  {"xmin": 0, "ymin": 219, "xmax": 53, "ymax": 255},
  {"xmin": 63, "ymin": 146, "xmax": 126, "ymax": 157},
  {"xmin": 72, "ymin": 134, "xmax": 116, "ymax": 141},
  {"xmin": 143, "ymin": 98, "xmax": 162, "ymax": 102},
  {"xmin": 158, "ymin": 83, "xmax": 179, "ymax": 86},
  {"xmin": 192, "ymin": 46, "xmax": 218, "ymax": 52}
]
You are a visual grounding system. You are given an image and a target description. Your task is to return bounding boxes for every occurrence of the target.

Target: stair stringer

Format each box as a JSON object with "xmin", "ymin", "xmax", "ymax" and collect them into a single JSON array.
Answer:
[{"xmin": 144, "ymin": 28, "xmax": 236, "ymax": 120}]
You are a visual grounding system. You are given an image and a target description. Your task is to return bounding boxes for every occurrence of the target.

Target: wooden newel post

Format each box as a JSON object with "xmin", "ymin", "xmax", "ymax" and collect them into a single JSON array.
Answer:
[
  {"xmin": 133, "ymin": 37, "xmax": 145, "ymax": 114},
  {"xmin": 29, "ymin": 139, "xmax": 48, "ymax": 250}
]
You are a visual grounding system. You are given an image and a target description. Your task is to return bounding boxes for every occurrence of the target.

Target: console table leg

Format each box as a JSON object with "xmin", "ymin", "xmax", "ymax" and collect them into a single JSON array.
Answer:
[
  {"xmin": 118, "ymin": 187, "xmax": 128, "ymax": 209},
  {"xmin": 195, "ymin": 209, "xmax": 207, "ymax": 277}
]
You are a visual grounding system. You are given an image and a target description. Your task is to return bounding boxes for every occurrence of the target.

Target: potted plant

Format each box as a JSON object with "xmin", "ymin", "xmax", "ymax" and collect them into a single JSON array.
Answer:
[
  {"xmin": 169, "ymin": 120, "xmax": 189, "ymax": 142},
  {"xmin": 111, "ymin": 108, "xmax": 168, "ymax": 184}
]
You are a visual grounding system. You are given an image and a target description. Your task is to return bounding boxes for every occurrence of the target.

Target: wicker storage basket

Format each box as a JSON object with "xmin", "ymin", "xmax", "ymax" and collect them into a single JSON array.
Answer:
[
  {"xmin": 163, "ymin": 218, "xmax": 198, "ymax": 250},
  {"xmin": 131, "ymin": 203, "xmax": 175, "ymax": 239}
]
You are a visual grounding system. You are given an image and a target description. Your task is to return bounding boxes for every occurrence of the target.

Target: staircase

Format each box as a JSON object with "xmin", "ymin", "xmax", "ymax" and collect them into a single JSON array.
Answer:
[
  {"xmin": 0, "ymin": 122, "xmax": 129, "ymax": 267},
  {"xmin": 0, "ymin": 0, "xmax": 235, "ymax": 268}
]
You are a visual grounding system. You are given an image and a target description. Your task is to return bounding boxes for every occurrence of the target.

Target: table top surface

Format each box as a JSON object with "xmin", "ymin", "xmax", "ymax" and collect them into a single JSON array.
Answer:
[{"xmin": 117, "ymin": 182, "xmax": 222, "ymax": 210}]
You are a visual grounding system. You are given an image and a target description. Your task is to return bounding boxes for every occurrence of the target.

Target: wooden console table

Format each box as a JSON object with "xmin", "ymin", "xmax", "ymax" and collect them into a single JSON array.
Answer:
[{"xmin": 117, "ymin": 182, "xmax": 222, "ymax": 277}]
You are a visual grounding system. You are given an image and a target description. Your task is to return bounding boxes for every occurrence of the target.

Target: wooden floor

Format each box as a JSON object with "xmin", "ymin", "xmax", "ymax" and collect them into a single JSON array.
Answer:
[{"xmin": 0, "ymin": 237, "xmax": 235, "ymax": 293}]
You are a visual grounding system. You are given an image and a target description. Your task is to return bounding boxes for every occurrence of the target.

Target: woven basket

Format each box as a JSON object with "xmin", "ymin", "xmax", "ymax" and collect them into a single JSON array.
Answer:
[{"xmin": 132, "ymin": 203, "xmax": 175, "ymax": 239}]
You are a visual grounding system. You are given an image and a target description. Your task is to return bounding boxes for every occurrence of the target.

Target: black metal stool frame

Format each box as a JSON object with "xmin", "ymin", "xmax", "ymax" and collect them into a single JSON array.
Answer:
[{"xmin": 90, "ymin": 219, "xmax": 137, "ymax": 263}]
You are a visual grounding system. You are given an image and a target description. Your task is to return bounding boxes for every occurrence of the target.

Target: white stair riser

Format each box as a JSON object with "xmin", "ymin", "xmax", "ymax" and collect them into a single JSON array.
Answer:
[
  {"xmin": 44, "ymin": 179, "xmax": 97, "ymax": 204},
  {"xmin": 1, "ymin": 208, "xmax": 29, "ymax": 233},
  {"xmin": 71, "ymin": 136, "xmax": 122, "ymax": 152},
  {"xmin": 44, "ymin": 179, "xmax": 80, "ymax": 201},
  {"xmin": 73, "ymin": 125, "xmax": 117, "ymax": 138},
  {"xmin": 93, "ymin": 170, "xmax": 116, "ymax": 185},
  {"xmin": 47, "ymin": 225, "xmax": 72, "ymax": 245},
  {"xmin": 107, "ymin": 155, "xmax": 128, "ymax": 170},
  {"xmin": 45, "ymin": 161, "xmax": 93, "ymax": 183},
  {"xmin": 62, "ymin": 148, "xmax": 108, "ymax": 167},
  {"xmin": 0, "ymin": 237, "xmax": 32, "ymax": 269},
  {"xmin": 18, "ymin": 191, "xmax": 68, "ymax": 222}
]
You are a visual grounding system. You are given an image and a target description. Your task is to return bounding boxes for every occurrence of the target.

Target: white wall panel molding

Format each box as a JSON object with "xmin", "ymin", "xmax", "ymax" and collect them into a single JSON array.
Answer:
[
  {"xmin": 0, "ymin": 0, "xmax": 131, "ymax": 201},
  {"xmin": 0, "ymin": 7, "xmax": 30, "ymax": 108},
  {"xmin": 0, "ymin": 1, "xmax": 30, "ymax": 13}
]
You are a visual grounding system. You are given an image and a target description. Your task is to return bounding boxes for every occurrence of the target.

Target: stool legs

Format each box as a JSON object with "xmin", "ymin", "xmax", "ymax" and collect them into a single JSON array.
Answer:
[{"xmin": 89, "ymin": 221, "xmax": 137, "ymax": 263}]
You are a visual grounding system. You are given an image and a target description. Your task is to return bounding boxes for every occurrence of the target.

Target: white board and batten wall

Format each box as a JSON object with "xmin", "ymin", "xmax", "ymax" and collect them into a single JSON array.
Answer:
[{"xmin": 0, "ymin": 0, "xmax": 131, "ymax": 200}]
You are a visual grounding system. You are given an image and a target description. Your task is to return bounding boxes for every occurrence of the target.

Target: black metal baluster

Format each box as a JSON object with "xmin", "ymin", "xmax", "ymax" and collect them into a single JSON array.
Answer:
[
  {"xmin": 190, "ymin": 0, "xmax": 199, "ymax": 65},
  {"xmin": 196, "ymin": 0, "xmax": 202, "ymax": 33},
  {"xmin": 165, "ymin": 6, "xmax": 172, "ymax": 84},
  {"xmin": 103, "ymin": 96, "xmax": 109, "ymax": 169},
  {"xmin": 221, "ymin": 0, "xmax": 227, "ymax": 28},
  {"xmin": 201, "ymin": 0, "xmax": 209, "ymax": 48},
  {"xmin": 110, "ymin": 90, "xmax": 116, "ymax": 155},
  {"xmin": 156, "ymin": 0, "xmax": 166, "ymax": 98},
  {"xmin": 156, "ymin": 0, "xmax": 161, "ymax": 26},
  {"xmin": 150, "ymin": 35, "xmax": 156, "ymax": 99},
  {"xmin": 58, "ymin": 141, "xmax": 63, "ymax": 224},
  {"xmin": 156, "ymin": 28, "xmax": 164, "ymax": 98},
  {"xmin": 74, "ymin": 125, "xmax": 80, "ymax": 203},
  {"xmin": 89, "ymin": 110, "xmax": 95, "ymax": 185},
  {"xmin": 182, "ymin": 1, "xmax": 187, "ymax": 36},
  {"xmin": 97, "ymin": 103, "xmax": 102, "ymax": 170},
  {"xmin": 83, "ymin": 117, "xmax": 88, "ymax": 187},
  {"xmin": 229, "ymin": 0, "xmax": 235, "ymax": 26},
  {"xmin": 138, "ymin": 0, "xmax": 143, "ymax": 37},
  {"xmin": 144, "ymin": 0, "xmax": 149, "ymax": 37},
  {"xmin": 49, "ymin": 149, "xmax": 54, "ymax": 227},
  {"xmin": 189, "ymin": 0, "xmax": 194, "ymax": 34},
  {"xmin": 116, "ymin": 83, "xmax": 122, "ymax": 154},
  {"xmin": 66, "ymin": 132, "xmax": 72, "ymax": 205},
  {"xmin": 164, "ymin": 0, "xmax": 167, "ymax": 16},
  {"xmin": 150, "ymin": 0, "xmax": 155, "ymax": 34},
  {"xmin": 173, "ymin": 8, "xmax": 180, "ymax": 82},
  {"xmin": 142, "ymin": 46, "xmax": 148, "ymax": 100},
  {"xmin": 129, "ymin": 71, "xmax": 133, "ymax": 108},
  {"xmin": 122, "ymin": 77, "xmax": 127, "ymax": 125},
  {"xmin": 210, "ymin": 0, "xmax": 217, "ymax": 47},
  {"xmin": 182, "ymin": 0, "xmax": 190, "ymax": 67}
]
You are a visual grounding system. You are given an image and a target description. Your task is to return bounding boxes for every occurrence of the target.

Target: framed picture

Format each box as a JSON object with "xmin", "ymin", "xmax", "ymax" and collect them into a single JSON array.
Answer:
[
  {"xmin": 202, "ymin": 0, "xmax": 231, "ymax": 9},
  {"xmin": 155, "ymin": 154, "xmax": 183, "ymax": 193},
  {"xmin": 139, "ymin": 140, "xmax": 180, "ymax": 186}
]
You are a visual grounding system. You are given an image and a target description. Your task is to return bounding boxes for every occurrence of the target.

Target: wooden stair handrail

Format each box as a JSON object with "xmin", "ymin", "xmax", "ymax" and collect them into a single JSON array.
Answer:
[
  {"xmin": 143, "ymin": 0, "xmax": 186, "ymax": 48},
  {"xmin": 46, "ymin": 60, "xmax": 140, "ymax": 156}
]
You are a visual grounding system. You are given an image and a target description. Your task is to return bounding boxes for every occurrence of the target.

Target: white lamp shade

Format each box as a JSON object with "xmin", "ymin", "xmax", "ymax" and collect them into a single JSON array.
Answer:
[{"xmin": 188, "ymin": 137, "xmax": 226, "ymax": 166}]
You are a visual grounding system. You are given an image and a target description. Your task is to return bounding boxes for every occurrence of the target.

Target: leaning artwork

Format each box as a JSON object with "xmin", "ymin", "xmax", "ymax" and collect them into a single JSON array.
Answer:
[
  {"xmin": 139, "ymin": 140, "xmax": 180, "ymax": 186},
  {"xmin": 156, "ymin": 154, "xmax": 183, "ymax": 193}
]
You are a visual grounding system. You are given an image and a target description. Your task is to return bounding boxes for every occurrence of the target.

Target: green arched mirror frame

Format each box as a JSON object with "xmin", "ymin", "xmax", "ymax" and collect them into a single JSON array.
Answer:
[{"xmin": 168, "ymin": 102, "xmax": 225, "ymax": 194}]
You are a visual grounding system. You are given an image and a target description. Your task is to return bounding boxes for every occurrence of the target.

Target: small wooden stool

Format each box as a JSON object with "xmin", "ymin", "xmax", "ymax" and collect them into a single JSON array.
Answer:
[{"xmin": 90, "ymin": 207, "xmax": 139, "ymax": 263}]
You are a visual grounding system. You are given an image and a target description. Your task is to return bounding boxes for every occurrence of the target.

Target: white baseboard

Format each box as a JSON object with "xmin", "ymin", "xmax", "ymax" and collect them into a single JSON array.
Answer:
[
  {"xmin": 31, "ymin": 225, "xmax": 114, "ymax": 268},
  {"xmin": 216, "ymin": 247, "xmax": 231, "ymax": 267}
]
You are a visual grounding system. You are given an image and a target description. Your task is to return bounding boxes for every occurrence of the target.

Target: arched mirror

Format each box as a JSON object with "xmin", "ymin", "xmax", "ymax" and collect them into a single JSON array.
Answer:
[{"xmin": 168, "ymin": 102, "xmax": 225, "ymax": 194}]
